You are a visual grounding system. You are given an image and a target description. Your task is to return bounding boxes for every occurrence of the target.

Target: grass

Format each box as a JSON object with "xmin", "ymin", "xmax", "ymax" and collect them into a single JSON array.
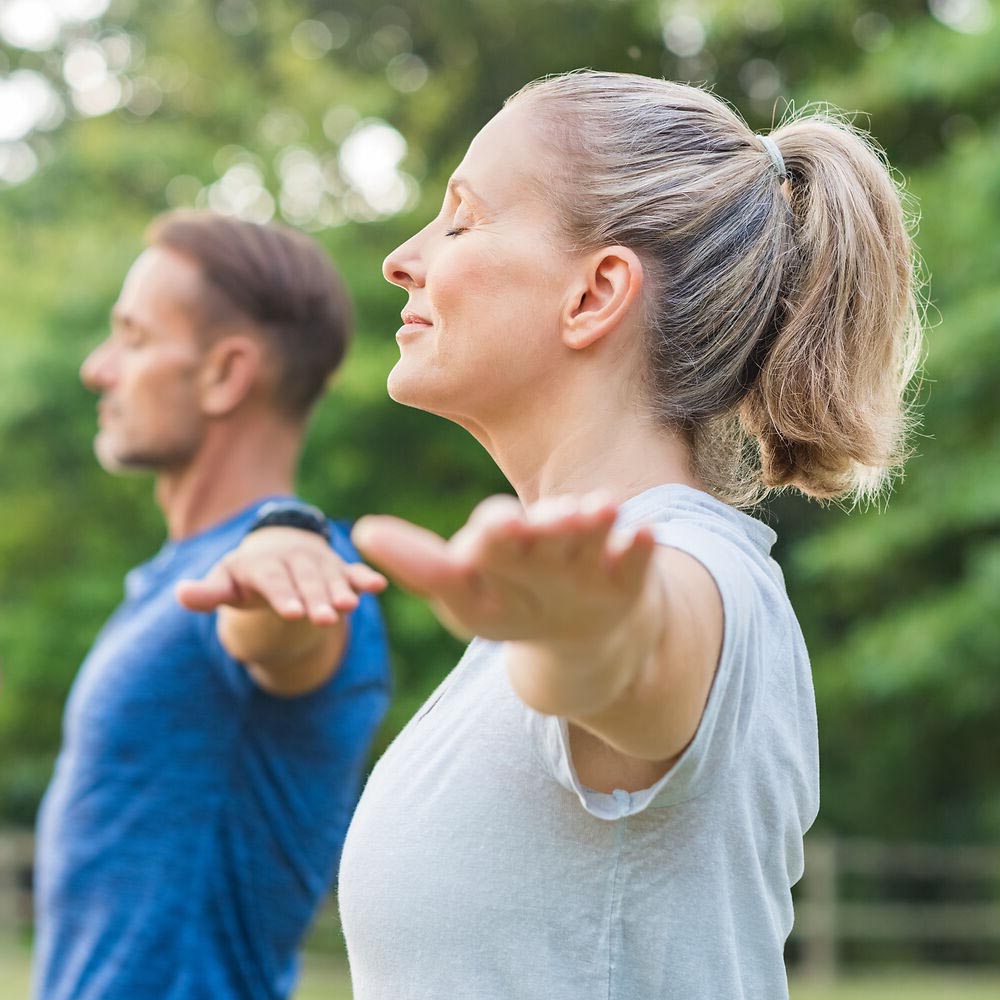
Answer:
[
  {"xmin": 0, "ymin": 940, "xmax": 354, "ymax": 1000},
  {"xmin": 789, "ymin": 972, "xmax": 1000, "ymax": 999},
  {"xmin": 4, "ymin": 939, "xmax": 1000, "ymax": 999}
]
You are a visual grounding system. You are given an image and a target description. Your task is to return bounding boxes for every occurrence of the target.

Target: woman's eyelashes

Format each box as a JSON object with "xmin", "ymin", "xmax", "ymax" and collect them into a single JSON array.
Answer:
[{"xmin": 443, "ymin": 200, "xmax": 474, "ymax": 238}]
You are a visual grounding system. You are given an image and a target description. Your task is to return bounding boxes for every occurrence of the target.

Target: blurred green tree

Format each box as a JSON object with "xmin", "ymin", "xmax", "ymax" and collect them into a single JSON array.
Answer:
[{"xmin": 1, "ymin": 0, "xmax": 997, "ymax": 840}]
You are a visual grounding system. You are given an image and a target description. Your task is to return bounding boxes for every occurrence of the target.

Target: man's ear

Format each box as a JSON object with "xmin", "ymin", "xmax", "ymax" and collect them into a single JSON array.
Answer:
[
  {"xmin": 562, "ymin": 246, "xmax": 644, "ymax": 351},
  {"xmin": 198, "ymin": 334, "xmax": 264, "ymax": 417}
]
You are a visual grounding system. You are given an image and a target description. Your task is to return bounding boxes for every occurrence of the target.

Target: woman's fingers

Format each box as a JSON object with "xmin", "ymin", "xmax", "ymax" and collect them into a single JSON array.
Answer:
[
  {"xmin": 449, "ymin": 492, "xmax": 621, "ymax": 569},
  {"xmin": 528, "ymin": 495, "xmax": 618, "ymax": 563},
  {"xmin": 605, "ymin": 526, "xmax": 657, "ymax": 586},
  {"xmin": 351, "ymin": 498, "xmax": 658, "ymax": 644},
  {"xmin": 352, "ymin": 515, "xmax": 459, "ymax": 597},
  {"xmin": 463, "ymin": 493, "xmax": 620, "ymax": 571},
  {"xmin": 452, "ymin": 495, "xmax": 530, "ymax": 566}
]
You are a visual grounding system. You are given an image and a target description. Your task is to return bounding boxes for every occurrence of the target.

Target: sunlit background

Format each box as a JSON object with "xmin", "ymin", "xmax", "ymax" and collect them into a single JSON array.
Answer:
[{"xmin": 1, "ymin": 1, "xmax": 999, "ymax": 997}]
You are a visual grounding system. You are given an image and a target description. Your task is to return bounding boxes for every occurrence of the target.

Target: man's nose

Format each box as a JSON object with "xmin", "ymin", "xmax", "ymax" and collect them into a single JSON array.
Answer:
[{"xmin": 80, "ymin": 339, "xmax": 117, "ymax": 392}]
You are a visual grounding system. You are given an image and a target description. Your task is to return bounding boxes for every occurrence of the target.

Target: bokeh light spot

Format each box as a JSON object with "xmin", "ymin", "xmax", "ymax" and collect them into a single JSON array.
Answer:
[
  {"xmin": 0, "ymin": 70, "xmax": 63, "ymax": 142},
  {"xmin": 929, "ymin": 0, "xmax": 994, "ymax": 33},
  {"xmin": 0, "ymin": 141, "xmax": 39, "ymax": 185},
  {"xmin": 291, "ymin": 19, "xmax": 333, "ymax": 60},
  {"xmin": 339, "ymin": 119, "xmax": 411, "ymax": 217},
  {"xmin": 386, "ymin": 53, "xmax": 428, "ymax": 93},
  {"xmin": 662, "ymin": 12, "xmax": 706, "ymax": 58}
]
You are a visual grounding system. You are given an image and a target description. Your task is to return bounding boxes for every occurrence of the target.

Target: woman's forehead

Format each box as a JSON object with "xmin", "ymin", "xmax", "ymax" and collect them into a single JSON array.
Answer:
[{"xmin": 454, "ymin": 103, "xmax": 551, "ymax": 205}]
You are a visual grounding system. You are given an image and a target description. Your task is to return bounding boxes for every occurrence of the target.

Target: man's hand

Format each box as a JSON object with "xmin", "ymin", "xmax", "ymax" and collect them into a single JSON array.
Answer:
[
  {"xmin": 178, "ymin": 526, "xmax": 387, "ymax": 623},
  {"xmin": 177, "ymin": 527, "xmax": 387, "ymax": 696}
]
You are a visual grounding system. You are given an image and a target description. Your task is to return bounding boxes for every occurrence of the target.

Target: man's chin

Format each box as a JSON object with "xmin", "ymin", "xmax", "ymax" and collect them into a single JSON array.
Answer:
[{"xmin": 93, "ymin": 439, "xmax": 155, "ymax": 476}]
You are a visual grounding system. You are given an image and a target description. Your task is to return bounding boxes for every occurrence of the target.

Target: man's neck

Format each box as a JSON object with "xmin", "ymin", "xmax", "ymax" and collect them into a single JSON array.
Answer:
[{"xmin": 155, "ymin": 420, "xmax": 302, "ymax": 540}]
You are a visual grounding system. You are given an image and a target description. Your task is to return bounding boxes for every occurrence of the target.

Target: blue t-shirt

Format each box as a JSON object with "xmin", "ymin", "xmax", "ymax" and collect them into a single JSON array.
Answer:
[{"xmin": 33, "ymin": 499, "xmax": 391, "ymax": 1000}]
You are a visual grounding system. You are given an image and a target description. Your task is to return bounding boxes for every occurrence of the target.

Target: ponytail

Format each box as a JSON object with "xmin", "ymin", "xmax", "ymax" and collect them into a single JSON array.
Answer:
[
  {"xmin": 515, "ymin": 73, "xmax": 923, "ymax": 505},
  {"xmin": 739, "ymin": 112, "xmax": 923, "ymax": 501}
]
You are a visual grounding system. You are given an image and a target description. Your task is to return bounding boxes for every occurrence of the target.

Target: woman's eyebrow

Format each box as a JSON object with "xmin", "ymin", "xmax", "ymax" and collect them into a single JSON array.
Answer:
[{"xmin": 446, "ymin": 177, "xmax": 492, "ymax": 211}]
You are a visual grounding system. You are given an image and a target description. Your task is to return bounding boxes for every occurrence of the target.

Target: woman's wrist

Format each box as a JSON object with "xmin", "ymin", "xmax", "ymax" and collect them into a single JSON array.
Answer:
[{"xmin": 504, "ymin": 564, "xmax": 665, "ymax": 718}]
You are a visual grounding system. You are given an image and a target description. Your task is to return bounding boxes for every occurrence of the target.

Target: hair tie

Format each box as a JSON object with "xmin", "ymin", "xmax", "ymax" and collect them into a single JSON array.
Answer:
[{"xmin": 759, "ymin": 135, "xmax": 787, "ymax": 180}]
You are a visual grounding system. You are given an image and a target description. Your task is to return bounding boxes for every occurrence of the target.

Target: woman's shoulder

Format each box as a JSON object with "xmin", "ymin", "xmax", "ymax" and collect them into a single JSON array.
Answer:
[{"xmin": 621, "ymin": 483, "xmax": 778, "ymax": 573}]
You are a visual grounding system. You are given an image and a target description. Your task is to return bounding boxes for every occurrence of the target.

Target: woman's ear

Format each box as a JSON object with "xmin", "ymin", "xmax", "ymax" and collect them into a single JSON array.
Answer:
[
  {"xmin": 562, "ymin": 246, "xmax": 644, "ymax": 351},
  {"xmin": 198, "ymin": 334, "xmax": 264, "ymax": 417}
]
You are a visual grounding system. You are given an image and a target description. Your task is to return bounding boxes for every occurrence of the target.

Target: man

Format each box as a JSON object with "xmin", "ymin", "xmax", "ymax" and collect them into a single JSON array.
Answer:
[{"xmin": 33, "ymin": 211, "xmax": 390, "ymax": 1000}]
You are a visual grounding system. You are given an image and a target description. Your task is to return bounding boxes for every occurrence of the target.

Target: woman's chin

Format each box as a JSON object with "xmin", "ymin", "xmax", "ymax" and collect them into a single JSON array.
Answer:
[
  {"xmin": 387, "ymin": 363, "xmax": 468, "ymax": 422},
  {"xmin": 387, "ymin": 362, "xmax": 436, "ymax": 411}
]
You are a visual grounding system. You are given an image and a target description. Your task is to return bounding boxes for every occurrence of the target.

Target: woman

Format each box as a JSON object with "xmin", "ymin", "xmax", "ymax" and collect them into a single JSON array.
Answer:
[{"xmin": 183, "ymin": 71, "xmax": 921, "ymax": 998}]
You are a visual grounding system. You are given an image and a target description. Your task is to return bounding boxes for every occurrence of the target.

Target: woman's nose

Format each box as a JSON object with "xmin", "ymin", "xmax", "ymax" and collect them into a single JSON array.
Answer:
[{"xmin": 382, "ymin": 232, "xmax": 426, "ymax": 289}]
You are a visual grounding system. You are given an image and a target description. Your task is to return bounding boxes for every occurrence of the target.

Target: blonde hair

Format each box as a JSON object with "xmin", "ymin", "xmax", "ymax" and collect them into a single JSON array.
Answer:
[{"xmin": 511, "ymin": 71, "xmax": 923, "ymax": 506}]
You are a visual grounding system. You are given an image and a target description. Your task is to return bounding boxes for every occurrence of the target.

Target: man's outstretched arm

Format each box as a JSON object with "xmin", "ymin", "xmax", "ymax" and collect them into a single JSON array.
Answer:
[{"xmin": 177, "ymin": 527, "xmax": 386, "ymax": 697}]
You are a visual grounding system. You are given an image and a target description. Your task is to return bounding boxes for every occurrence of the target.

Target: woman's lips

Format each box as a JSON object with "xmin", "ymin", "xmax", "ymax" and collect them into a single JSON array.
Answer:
[
  {"xmin": 397, "ymin": 311, "xmax": 432, "ymax": 342},
  {"xmin": 400, "ymin": 310, "xmax": 431, "ymax": 326}
]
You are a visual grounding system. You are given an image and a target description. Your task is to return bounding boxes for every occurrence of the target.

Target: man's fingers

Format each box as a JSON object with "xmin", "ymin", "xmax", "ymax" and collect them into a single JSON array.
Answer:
[
  {"xmin": 176, "ymin": 564, "xmax": 241, "ymax": 612},
  {"xmin": 286, "ymin": 554, "xmax": 340, "ymax": 625},
  {"xmin": 239, "ymin": 562, "xmax": 307, "ymax": 619},
  {"xmin": 352, "ymin": 515, "xmax": 458, "ymax": 597},
  {"xmin": 327, "ymin": 575, "xmax": 360, "ymax": 614},
  {"xmin": 344, "ymin": 562, "xmax": 388, "ymax": 593}
]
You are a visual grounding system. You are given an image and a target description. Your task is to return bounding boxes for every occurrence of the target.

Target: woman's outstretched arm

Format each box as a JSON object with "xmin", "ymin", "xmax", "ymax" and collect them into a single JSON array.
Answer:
[{"xmin": 353, "ymin": 493, "xmax": 723, "ymax": 792}]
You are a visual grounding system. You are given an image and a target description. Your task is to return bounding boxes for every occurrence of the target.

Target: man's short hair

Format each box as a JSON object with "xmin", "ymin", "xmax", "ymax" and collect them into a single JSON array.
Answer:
[{"xmin": 147, "ymin": 210, "xmax": 352, "ymax": 418}]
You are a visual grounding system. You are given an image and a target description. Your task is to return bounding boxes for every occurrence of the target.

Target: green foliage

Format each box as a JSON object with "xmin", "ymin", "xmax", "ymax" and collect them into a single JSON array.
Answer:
[{"xmin": 1, "ymin": 0, "xmax": 997, "ymax": 842}]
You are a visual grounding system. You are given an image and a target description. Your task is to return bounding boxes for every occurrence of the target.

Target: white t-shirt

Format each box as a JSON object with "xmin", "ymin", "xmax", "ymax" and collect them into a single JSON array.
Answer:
[{"xmin": 339, "ymin": 484, "xmax": 819, "ymax": 999}]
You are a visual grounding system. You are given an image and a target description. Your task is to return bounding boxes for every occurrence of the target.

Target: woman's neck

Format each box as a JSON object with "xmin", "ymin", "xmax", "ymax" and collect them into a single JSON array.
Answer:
[{"xmin": 471, "ymin": 394, "xmax": 703, "ymax": 507}]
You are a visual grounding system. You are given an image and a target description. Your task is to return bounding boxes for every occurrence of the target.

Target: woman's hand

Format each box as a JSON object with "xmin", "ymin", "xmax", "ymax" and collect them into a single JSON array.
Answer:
[
  {"xmin": 353, "ymin": 493, "xmax": 661, "ymax": 718},
  {"xmin": 351, "ymin": 493, "xmax": 656, "ymax": 646}
]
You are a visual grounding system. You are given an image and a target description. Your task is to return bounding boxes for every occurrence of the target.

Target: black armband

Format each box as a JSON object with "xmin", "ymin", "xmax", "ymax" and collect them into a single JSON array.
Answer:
[{"xmin": 247, "ymin": 500, "xmax": 331, "ymax": 542}]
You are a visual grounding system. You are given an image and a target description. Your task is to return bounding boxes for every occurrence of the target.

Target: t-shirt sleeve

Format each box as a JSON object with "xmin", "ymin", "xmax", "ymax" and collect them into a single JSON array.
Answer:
[
  {"xmin": 194, "ymin": 606, "xmax": 257, "ymax": 701},
  {"xmin": 525, "ymin": 521, "xmax": 771, "ymax": 820}
]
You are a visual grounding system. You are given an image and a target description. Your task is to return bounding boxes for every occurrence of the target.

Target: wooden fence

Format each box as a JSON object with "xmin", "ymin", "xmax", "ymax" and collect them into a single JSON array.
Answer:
[
  {"xmin": 0, "ymin": 829, "xmax": 32, "ymax": 933},
  {"xmin": 3, "ymin": 829, "xmax": 999, "ymax": 975},
  {"xmin": 793, "ymin": 836, "xmax": 1000, "ymax": 977}
]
